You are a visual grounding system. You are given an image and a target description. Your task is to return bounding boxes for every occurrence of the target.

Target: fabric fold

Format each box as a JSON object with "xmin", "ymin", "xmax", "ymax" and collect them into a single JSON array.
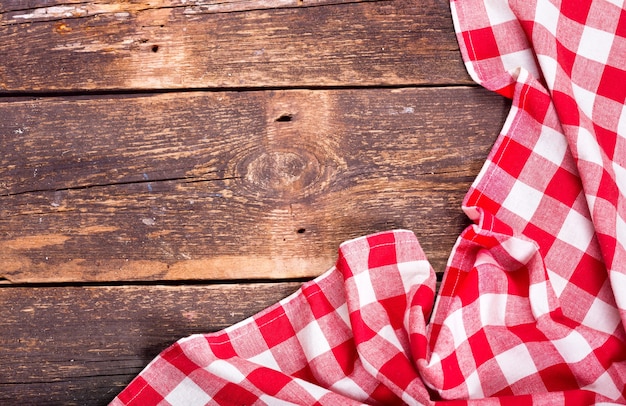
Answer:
[{"xmin": 112, "ymin": 231, "xmax": 439, "ymax": 405}]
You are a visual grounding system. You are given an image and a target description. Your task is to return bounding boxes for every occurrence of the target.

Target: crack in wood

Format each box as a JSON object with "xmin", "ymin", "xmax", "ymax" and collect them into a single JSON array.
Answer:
[
  {"xmin": 415, "ymin": 168, "xmax": 472, "ymax": 176},
  {"xmin": 0, "ymin": 0, "xmax": 382, "ymax": 26},
  {"xmin": 0, "ymin": 84, "xmax": 481, "ymax": 100},
  {"xmin": 1, "ymin": 175, "xmax": 241, "ymax": 198},
  {"xmin": 0, "ymin": 279, "xmax": 308, "ymax": 288},
  {"xmin": 0, "ymin": 372, "xmax": 141, "ymax": 385}
]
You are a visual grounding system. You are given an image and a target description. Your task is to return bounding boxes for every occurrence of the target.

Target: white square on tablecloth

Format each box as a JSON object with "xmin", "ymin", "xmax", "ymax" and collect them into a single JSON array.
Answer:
[
  {"xmin": 164, "ymin": 377, "xmax": 212, "ymax": 406},
  {"xmin": 578, "ymin": 25, "xmax": 615, "ymax": 65},
  {"xmin": 552, "ymin": 330, "xmax": 593, "ymax": 363},
  {"xmin": 296, "ymin": 320, "xmax": 332, "ymax": 361},
  {"xmin": 556, "ymin": 209, "xmax": 595, "ymax": 252},
  {"xmin": 535, "ymin": 0, "xmax": 560, "ymax": 36},
  {"xmin": 205, "ymin": 359, "xmax": 246, "ymax": 383},
  {"xmin": 495, "ymin": 344, "xmax": 538, "ymax": 385},
  {"xmin": 479, "ymin": 293, "xmax": 507, "ymax": 326},
  {"xmin": 502, "ymin": 180, "xmax": 544, "ymax": 222}
]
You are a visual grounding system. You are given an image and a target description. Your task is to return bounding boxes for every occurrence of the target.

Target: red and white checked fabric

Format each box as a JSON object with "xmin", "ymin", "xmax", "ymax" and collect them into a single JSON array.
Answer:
[{"xmin": 111, "ymin": 0, "xmax": 626, "ymax": 404}]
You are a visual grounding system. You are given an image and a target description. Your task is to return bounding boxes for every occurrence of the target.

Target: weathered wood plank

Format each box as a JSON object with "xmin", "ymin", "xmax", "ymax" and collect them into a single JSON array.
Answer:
[
  {"xmin": 0, "ymin": 87, "xmax": 509, "ymax": 282},
  {"xmin": 1, "ymin": 0, "xmax": 372, "ymax": 16},
  {"xmin": 0, "ymin": 0, "xmax": 469, "ymax": 92},
  {"xmin": 0, "ymin": 283, "xmax": 302, "ymax": 405}
]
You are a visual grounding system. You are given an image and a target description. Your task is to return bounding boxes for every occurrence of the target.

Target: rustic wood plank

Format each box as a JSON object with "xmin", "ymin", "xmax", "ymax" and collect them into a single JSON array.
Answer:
[
  {"xmin": 0, "ymin": 0, "xmax": 469, "ymax": 92},
  {"xmin": 0, "ymin": 283, "xmax": 302, "ymax": 405},
  {"xmin": 0, "ymin": 87, "xmax": 509, "ymax": 283},
  {"xmin": 1, "ymin": 0, "xmax": 371, "ymax": 16}
]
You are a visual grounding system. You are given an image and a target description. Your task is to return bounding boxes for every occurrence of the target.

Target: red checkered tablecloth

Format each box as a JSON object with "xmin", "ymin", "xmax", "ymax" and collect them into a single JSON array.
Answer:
[{"xmin": 111, "ymin": 0, "xmax": 626, "ymax": 404}]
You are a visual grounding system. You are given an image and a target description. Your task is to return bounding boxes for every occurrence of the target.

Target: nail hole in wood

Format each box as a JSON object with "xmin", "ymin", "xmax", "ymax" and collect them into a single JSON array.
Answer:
[
  {"xmin": 297, "ymin": 228, "xmax": 306, "ymax": 234},
  {"xmin": 276, "ymin": 114, "xmax": 293, "ymax": 122},
  {"xmin": 152, "ymin": 45, "xmax": 159, "ymax": 52}
]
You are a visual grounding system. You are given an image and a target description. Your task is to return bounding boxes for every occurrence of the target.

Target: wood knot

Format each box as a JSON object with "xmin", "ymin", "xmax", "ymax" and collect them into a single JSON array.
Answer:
[{"xmin": 240, "ymin": 148, "xmax": 323, "ymax": 199}]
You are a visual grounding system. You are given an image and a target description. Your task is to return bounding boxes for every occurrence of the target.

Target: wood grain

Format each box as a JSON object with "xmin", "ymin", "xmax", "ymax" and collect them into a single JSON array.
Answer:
[
  {"xmin": 0, "ymin": 0, "xmax": 510, "ymax": 403},
  {"xmin": 1, "ymin": 0, "xmax": 373, "ymax": 16},
  {"xmin": 0, "ymin": 283, "xmax": 302, "ymax": 405},
  {"xmin": 0, "ymin": 0, "xmax": 469, "ymax": 92},
  {"xmin": 0, "ymin": 87, "xmax": 509, "ymax": 283}
]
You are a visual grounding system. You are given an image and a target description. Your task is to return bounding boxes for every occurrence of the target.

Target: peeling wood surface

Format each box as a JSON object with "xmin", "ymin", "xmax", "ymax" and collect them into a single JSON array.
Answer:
[
  {"xmin": 0, "ymin": 87, "xmax": 509, "ymax": 283},
  {"xmin": 0, "ymin": 283, "xmax": 301, "ymax": 405},
  {"xmin": 0, "ymin": 0, "xmax": 509, "ymax": 403},
  {"xmin": 0, "ymin": 0, "xmax": 468, "ymax": 92}
]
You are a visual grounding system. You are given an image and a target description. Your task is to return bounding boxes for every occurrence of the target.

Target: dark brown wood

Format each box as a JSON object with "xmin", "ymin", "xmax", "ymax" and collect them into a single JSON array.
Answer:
[
  {"xmin": 0, "ymin": 0, "xmax": 469, "ymax": 92},
  {"xmin": 0, "ymin": 1, "xmax": 510, "ymax": 403},
  {"xmin": 0, "ymin": 87, "xmax": 509, "ymax": 283},
  {"xmin": 0, "ymin": 283, "xmax": 302, "ymax": 405}
]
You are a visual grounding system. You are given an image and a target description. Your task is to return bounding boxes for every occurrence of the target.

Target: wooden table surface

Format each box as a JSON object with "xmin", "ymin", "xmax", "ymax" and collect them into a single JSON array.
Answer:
[{"xmin": 0, "ymin": 0, "xmax": 509, "ymax": 404}]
